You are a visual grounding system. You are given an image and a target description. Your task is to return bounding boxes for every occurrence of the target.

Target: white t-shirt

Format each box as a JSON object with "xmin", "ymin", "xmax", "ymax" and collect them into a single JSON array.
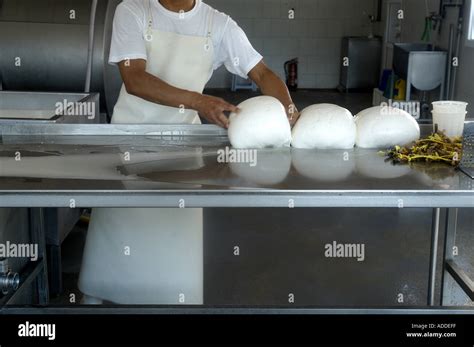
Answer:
[{"xmin": 109, "ymin": 0, "xmax": 263, "ymax": 79}]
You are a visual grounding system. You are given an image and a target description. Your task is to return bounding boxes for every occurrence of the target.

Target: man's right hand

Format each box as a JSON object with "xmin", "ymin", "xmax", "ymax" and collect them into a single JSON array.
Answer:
[{"xmin": 191, "ymin": 94, "xmax": 239, "ymax": 129}]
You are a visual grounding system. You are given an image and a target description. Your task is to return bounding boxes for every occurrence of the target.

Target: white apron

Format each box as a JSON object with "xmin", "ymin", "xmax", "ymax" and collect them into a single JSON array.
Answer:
[{"xmin": 78, "ymin": 2, "xmax": 214, "ymax": 304}]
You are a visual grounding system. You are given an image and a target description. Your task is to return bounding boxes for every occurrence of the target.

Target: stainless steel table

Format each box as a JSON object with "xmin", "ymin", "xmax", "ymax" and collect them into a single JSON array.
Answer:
[
  {"xmin": 0, "ymin": 123, "xmax": 472, "ymax": 312},
  {"xmin": 0, "ymin": 124, "xmax": 472, "ymax": 208}
]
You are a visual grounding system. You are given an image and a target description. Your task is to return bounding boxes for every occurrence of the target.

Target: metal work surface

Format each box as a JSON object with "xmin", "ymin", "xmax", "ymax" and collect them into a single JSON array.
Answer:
[{"xmin": 0, "ymin": 124, "xmax": 472, "ymax": 208}]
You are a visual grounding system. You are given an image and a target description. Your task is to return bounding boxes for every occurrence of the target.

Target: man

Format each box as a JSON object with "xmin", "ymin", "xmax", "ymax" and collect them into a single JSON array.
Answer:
[
  {"xmin": 79, "ymin": 0, "xmax": 298, "ymax": 304},
  {"xmin": 110, "ymin": 0, "xmax": 298, "ymax": 126}
]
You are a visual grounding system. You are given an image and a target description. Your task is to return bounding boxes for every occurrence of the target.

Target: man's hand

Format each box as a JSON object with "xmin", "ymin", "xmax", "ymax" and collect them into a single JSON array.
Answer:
[{"xmin": 191, "ymin": 94, "xmax": 239, "ymax": 129}]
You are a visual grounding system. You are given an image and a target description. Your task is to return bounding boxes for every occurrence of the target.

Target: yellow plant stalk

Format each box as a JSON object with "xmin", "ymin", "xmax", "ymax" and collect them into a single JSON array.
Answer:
[{"xmin": 383, "ymin": 132, "xmax": 463, "ymax": 167}]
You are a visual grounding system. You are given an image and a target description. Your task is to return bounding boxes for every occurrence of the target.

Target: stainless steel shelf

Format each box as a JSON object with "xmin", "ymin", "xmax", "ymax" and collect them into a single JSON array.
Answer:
[{"xmin": 0, "ymin": 190, "xmax": 473, "ymax": 208}]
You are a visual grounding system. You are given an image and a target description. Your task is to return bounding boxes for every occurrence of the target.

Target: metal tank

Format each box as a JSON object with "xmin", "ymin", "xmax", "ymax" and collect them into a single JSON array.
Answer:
[{"xmin": 0, "ymin": 0, "xmax": 123, "ymax": 117}]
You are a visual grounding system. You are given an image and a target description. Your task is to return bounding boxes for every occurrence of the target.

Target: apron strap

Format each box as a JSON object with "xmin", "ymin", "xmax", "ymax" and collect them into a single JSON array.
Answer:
[
  {"xmin": 207, "ymin": 10, "xmax": 215, "ymax": 39},
  {"xmin": 145, "ymin": 0, "xmax": 153, "ymax": 41},
  {"xmin": 205, "ymin": 9, "xmax": 215, "ymax": 49}
]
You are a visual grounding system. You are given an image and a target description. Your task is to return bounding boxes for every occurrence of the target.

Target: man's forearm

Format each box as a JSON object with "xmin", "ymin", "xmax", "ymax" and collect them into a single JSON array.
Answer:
[
  {"xmin": 126, "ymin": 70, "xmax": 200, "ymax": 110},
  {"xmin": 258, "ymin": 70, "xmax": 294, "ymax": 111},
  {"xmin": 120, "ymin": 61, "xmax": 238, "ymax": 128},
  {"xmin": 249, "ymin": 63, "xmax": 298, "ymax": 121}
]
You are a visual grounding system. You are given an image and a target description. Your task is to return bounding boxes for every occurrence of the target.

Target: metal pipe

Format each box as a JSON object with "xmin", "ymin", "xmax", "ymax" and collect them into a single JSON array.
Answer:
[
  {"xmin": 440, "ymin": 208, "xmax": 458, "ymax": 306},
  {"xmin": 29, "ymin": 208, "xmax": 49, "ymax": 305},
  {"xmin": 451, "ymin": 32, "xmax": 461, "ymax": 100},
  {"xmin": 450, "ymin": 0, "xmax": 466, "ymax": 100},
  {"xmin": 428, "ymin": 208, "xmax": 441, "ymax": 306},
  {"xmin": 446, "ymin": 24, "xmax": 454, "ymax": 100},
  {"xmin": 85, "ymin": 0, "xmax": 99, "ymax": 93}
]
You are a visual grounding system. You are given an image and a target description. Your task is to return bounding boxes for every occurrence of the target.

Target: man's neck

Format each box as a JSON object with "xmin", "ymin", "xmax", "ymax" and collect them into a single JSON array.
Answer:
[{"xmin": 158, "ymin": 0, "xmax": 196, "ymax": 13}]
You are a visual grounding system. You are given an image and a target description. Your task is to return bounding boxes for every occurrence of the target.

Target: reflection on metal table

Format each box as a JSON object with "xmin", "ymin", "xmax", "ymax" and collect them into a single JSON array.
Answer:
[{"xmin": 0, "ymin": 123, "xmax": 472, "ymax": 208}]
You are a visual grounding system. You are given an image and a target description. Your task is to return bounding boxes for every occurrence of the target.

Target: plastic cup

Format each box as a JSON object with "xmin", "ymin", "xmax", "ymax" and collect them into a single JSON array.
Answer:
[
  {"xmin": 432, "ymin": 111, "xmax": 467, "ymax": 138},
  {"xmin": 431, "ymin": 101, "xmax": 468, "ymax": 138}
]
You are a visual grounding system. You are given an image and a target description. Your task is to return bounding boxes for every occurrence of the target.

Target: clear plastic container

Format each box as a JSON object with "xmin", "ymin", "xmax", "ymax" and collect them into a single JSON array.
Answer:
[
  {"xmin": 432, "ymin": 111, "xmax": 467, "ymax": 138},
  {"xmin": 431, "ymin": 101, "xmax": 468, "ymax": 138}
]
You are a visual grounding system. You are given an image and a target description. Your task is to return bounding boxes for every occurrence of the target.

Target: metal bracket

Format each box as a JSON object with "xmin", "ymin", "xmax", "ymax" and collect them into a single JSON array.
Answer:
[{"xmin": 445, "ymin": 259, "xmax": 474, "ymax": 301}]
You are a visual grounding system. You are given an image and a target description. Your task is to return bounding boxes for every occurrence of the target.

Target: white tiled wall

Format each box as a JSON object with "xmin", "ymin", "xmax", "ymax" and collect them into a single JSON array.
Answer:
[{"xmin": 205, "ymin": 0, "xmax": 377, "ymax": 88}]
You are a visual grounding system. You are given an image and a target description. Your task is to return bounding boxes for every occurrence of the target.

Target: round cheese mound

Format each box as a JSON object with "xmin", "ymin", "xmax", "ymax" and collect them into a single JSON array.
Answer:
[
  {"xmin": 228, "ymin": 96, "xmax": 292, "ymax": 149},
  {"xmin": 355, "ymin": 106, "xmax": 420, "ymax": 148},
  {"xmin": 291, "ymin": 104, "xmax": 356, "ymax": 149}
]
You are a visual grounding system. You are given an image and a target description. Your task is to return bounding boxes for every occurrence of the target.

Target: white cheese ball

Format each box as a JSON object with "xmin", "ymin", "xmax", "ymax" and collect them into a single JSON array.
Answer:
[
  {"xmin": 291, "ymin": 104, "xmax": 356, "ymax": 149},
  {"xmin": 355, "ymin": 106, "xmax": 420, "ymax": 148},
  {"xmin": 228, "ymin": 96, "xmax": 292, "ymax": 149}
]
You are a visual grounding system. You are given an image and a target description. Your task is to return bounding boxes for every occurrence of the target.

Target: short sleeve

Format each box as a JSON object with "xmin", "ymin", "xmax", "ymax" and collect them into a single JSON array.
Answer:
[
  {"xmin": 109, "ymin": 3, "xmax": 148, "ymax": 64},
  {"xmin": 216, "ymin": 18, "xmax": 263, "ymax": 78}
]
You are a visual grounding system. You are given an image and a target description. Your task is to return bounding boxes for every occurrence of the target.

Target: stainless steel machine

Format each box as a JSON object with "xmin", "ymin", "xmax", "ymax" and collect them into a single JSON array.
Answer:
[
  {"xmin": 339, "ymin": 37, "xmax": 382, "ymax": 91},
  {"xmin": 0, "ymin": 0, "xmax": 123, "ymax": 117},
  {"xmin": 0, "ymin": 0, "xmax": 124, "ymax": 297}
]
